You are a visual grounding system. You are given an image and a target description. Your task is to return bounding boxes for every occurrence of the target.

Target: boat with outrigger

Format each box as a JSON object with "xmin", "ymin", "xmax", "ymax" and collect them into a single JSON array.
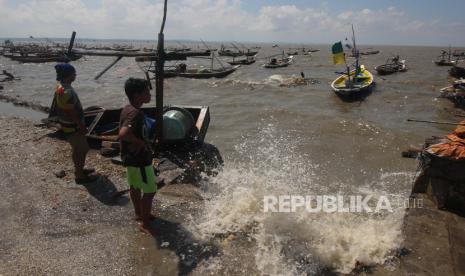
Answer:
[
  {"xmin": 143, "ymin": 51, "xmax": 239, "ymax": 79},
  {"xmin": 374, "ymin": 55, "xmax": 407, "ymax": 75},
  {"xmin": 434, "ymin": 46, "xmax": 456, "ymax": 66},
  {"xmin": 227, "ymin": 55, "xmax": 256, "ymax": 65},
  {"xmin": 263, "ymin": 56, "xmax": 293, "ymax": 68},
  {"xmin": 263, "ymin": 46, "xmax": 294, "ymax": 68},
  {"xmin": 330, "ymin": 25, "xmax": 374, "ymax": 97}
]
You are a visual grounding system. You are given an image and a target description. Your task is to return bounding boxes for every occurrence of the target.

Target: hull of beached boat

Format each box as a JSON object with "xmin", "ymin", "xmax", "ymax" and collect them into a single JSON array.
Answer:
[
  {"xmin": 43, "ymin": 105, "xmax": 210, "ymax": 144},
  {"xmin": 331, "ymin": 65, "xmax": 374, "ymax": 96}
]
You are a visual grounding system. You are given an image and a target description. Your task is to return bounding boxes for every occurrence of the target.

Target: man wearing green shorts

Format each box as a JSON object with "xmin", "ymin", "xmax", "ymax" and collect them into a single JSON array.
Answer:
[{"xmin": 119, "ymin": 78, "xmax": 156, "ymax": 234}]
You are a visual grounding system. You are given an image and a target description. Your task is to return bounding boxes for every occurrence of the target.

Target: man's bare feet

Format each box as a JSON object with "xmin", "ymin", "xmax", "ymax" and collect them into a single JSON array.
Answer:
[
  {"xmin": 135, "ymin": 213, "xmax": 158, "ymax": 222},
  {"xmin": 138, "ymin": 223, "xmax": 154, "ymax": 235}
]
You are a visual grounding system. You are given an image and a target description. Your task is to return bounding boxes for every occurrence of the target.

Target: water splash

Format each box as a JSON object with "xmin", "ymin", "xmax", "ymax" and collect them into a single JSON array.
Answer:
[{"xmin": 189, "ymin": 122, "xmax": 410, "ymax": 274}]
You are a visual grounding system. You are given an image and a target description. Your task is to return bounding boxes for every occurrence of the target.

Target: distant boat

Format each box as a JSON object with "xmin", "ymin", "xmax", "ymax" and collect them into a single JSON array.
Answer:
[
  {"xmin": 162, "ymin": 65, "xmax": 239, "ymax": 78},
  {"xmin": 227, "ymin": 56, "xmax": 256, "ymax": 65},
  {"xmin": 8, "ymin": 53, "xmax": 82, "ymax": 63},
  {"xmin": 350, "ymin": 48, "xmax": 379, "ymax": 57},
  {"xmin": 374, "ymin": 56, "xmax": 407, "ymax": 75},
  {"xmin": 302, "ymin": 47, "xmax": 320, "ymax": 54},
  {"xmin": 286, "ymin": 49, "xmax": 299, "ymax": 55},
  {"xmin": 148, "ymin": 52, "xmax": 239, "ymax": 79},
  {"xmin": 434, "ymin": 46, "xmax": 456, "ymax": 66},
  {"xmin": 360, "ymin": 50, "xmax": 380, "ymax": 55},
  {"xmin": 263, "ymin": 56, "xmax": 293, "ymax": 68},
  {"xmin": 218, "ymin": 44, "xmax": 258, "ymax": 57}
]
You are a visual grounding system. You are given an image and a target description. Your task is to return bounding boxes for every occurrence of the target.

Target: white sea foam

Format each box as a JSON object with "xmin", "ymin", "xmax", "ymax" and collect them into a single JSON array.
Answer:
[{"xmin": 189, "ymin": 123, "xmax": 410, "ymax": 274}]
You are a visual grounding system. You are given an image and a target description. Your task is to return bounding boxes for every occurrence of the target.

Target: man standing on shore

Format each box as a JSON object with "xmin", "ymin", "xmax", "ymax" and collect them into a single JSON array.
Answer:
[{"xmin": 54, "ymin": 63, "xmax": 96, "ymax": 184}]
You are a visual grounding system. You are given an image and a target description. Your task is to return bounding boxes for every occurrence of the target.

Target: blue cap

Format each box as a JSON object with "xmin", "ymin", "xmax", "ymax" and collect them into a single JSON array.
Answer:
[{"xmin": 55, "ymin": 63, "xmax": 76, "ymax": 81}]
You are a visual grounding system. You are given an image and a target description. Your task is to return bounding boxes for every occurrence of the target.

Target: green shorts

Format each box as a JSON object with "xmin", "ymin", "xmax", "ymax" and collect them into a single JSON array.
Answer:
[{"xmin": 126, "ymin": 166, "xmax": 157, "ymax": 194}]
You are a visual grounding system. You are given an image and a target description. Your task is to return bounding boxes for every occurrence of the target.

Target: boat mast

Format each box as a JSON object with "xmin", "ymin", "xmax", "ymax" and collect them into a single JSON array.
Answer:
[
  {"xmin": 449, "ymin": 45, "xmax": 452, "ymax": 62},
  {"xmin": 352, "ymin": 24, "xmax": 359, "ymax": 71},
  {"xmin": 154, "ymin": 0, "xmax": 168, "ymax": 148},
  {"xmin": 211, "ymin": 52, "xmax": 214, "ymax": 71}
]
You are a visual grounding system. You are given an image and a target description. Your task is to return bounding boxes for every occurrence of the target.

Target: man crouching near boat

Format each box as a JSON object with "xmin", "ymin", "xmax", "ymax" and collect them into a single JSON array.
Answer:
[
  {"xmin": 119, "ymin": 78, "xmax": 157, "ymax": 234},
  {"xmin": 54, "ymin": 63, "xmax": 97, "ymax": 184}
]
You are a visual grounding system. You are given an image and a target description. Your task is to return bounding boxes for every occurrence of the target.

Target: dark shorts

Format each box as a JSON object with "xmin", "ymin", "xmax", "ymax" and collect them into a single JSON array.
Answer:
[{"xmin": 66, "ymin": 132, "xmax": 89, "ymax": 153}]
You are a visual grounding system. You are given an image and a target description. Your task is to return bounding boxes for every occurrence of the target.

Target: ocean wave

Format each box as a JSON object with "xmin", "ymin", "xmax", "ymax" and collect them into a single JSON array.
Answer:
[{"xmin": 188, "ymin": 122, "xmax": 409, "ymax": 274}]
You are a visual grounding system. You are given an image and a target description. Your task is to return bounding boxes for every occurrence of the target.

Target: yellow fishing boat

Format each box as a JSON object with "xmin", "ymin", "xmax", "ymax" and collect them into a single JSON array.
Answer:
[
  {"xmin": 331, "ymin": 65, "xmax": 374, "ymax": 96},
  {"xmin": 330, "ymin": 25, "xmax": 374, "ymax": 97}
]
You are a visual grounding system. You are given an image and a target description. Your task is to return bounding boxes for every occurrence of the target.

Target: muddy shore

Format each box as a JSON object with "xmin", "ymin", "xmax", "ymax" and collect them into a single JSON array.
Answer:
[{"xmin": 0, "ymin": 115, "xmax": 223, "ymax": 275}]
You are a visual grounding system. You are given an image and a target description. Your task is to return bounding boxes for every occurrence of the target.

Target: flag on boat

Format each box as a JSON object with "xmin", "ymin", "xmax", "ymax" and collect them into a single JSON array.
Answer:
[{"xmin": 332, "ymin": 41, "xmax": 345, "ymax": 65}]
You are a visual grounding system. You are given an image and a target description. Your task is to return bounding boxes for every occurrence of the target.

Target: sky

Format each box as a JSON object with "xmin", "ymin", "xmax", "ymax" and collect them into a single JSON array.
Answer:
[{"xmin": 1, "ymin": 0, "xmax": 465, "ymax": 46}]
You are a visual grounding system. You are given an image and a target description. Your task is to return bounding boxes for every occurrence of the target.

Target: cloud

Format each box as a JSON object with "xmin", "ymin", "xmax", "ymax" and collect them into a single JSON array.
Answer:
[{"xmin": 0, "ymin": 0, "xmax": 463, "ymax": 46}]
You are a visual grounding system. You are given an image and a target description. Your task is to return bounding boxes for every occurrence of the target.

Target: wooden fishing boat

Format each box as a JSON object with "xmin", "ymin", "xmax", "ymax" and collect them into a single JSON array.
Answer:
[
  {"xmin": 155, "ymin": 65, "xmax": 239, "ymax": 78},
  {"xmin": 374, "ymin": 57, "xmax": 407, "ymax": 75},
  {"xmin": 360, "ymin": 50, "xmax": 380, "ymax": 55},
  {"xmin": 243, "ymin": 50, "xmax": 259, "ymax": 56},
  {"xmin": 331, "ymin": 65, "xmax": 374, "ymax": 96},
  {"xmin": 287, "ymin": 50, "xmax": 299, "ymax": 55},
  {"xmin": 434, "ymin": 47, "xmax": 456, "ymax": 66},
  {"xmin": 302, "ymin": 47, "xmax": 320, "ymax": 55},
  {"xmin": 218, "ymin": 46, "xmax": 242, "ymax": 57},
  {"xmin": 263, "ymin": 56, "xmax": 293, "ymax": 68},
  {"xmin": 331, "ymin": 25, "xmax": 374, "ymax": 97},
  {"xmin": 227, "ymin": 56, "xmax": 256, "ymax": 65},
  {"xmin": 43, "ymin": 105, "xmax": 210, "ymax": 144},
  {"xmin": 440, "ymin": 79, "xmax": 465, "ymax": 109},
  {"xmin": 9, "ymin": 54, "xmax": 82, "ymax": 63},
  {"xmin": 218, "ymin": 44, "xmax": 258, "ymax": 57},
  {"xmin": 307, "ymin": 48, "xmax": 320, "ymax": 53},
  {"xmin": 449, "ymin": 65, "xmax": 465, "ymax": 79},
  {"xmin": 146, "ymin": 50, "xmax": 239, "ymax": 79}
]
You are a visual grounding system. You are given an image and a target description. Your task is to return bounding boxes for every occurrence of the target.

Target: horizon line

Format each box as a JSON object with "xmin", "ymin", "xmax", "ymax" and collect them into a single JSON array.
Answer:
[{"xmin": 1, "ymin": 37, "xmax": 464, "ymax": 48}]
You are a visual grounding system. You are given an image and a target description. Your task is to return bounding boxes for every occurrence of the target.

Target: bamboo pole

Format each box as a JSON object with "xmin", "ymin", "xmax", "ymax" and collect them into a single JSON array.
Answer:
[
  {"xmin": 407, "ymin": 119, "xmax": 465, "ymax": 126},
  {"xmin": 94, "ymin": 56, "xmax": 123, "ymax": 80},
  {"xmin": 67, "ymin": 31, "xmax": 76, "ymax": 55}
]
